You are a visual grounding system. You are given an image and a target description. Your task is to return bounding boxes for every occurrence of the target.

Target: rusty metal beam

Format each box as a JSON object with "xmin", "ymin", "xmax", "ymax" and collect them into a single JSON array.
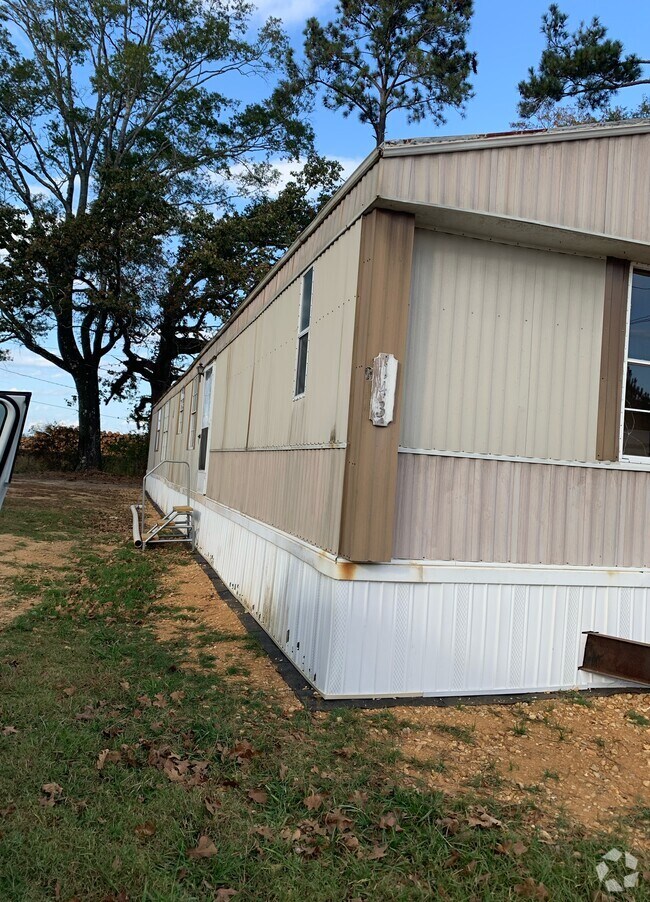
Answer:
[{"xmin": 580, "ymin": 631, "xmax": 650, "ymax": 686}]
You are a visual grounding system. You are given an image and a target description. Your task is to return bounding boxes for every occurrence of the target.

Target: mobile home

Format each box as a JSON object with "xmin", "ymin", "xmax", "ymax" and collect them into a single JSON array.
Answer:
[{"xmin": 146, "ymin": 119, "xmax": 650, "ymax": 699}]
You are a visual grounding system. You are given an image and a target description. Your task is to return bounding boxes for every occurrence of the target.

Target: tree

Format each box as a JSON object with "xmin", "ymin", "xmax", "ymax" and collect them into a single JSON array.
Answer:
[
  {"xmin": 0, "ymin": 0, "xmax": 313, "ymax": 468},
  {"xmin": 518, "ymin": 5, "xmax": 650, "ymax": 120},
  {"xmin": 303, "ymin": 0, "xmax": 476, "ymax": 147},
  {"xmin": 107, "ymin": 154, "xmax": 344, "ymax": 422}
]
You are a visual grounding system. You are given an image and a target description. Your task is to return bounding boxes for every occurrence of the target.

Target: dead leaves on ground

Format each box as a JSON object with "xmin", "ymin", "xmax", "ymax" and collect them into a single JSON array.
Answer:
[
  {"xmin": 40, "ymin": 783, "xmax": 64, "ymax": 807},
  {"xmin": 187, "ymin": 835, "xmax": 218, "ymax": 859}
]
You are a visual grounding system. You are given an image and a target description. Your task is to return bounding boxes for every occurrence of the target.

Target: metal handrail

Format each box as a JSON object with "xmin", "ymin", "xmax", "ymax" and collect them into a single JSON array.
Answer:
[{"xmin": 141, "ymin": 459, "xmax": 191, "ymax": 543}]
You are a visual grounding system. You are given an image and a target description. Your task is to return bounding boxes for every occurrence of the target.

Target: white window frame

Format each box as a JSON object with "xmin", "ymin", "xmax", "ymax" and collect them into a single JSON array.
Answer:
[
  {"xmin": 177, "ymin": 386, "xmax": 185, "ymax": 435},
  {"xmin": 161, "ymin": 401, "xmax": 170, "ymax": 458},
  {"xmin": 154, "ymin": 408, "xmax": 162, "ymax": 452},
  {"xmin": 294, "ymin": 267, "xmax": 313, "ymax": 399},
  {"xmin": 619, "ymin": 263, "xmax": 650, "ymax": 464},
  {"xmin": 187, "ymin": 376, "xmax": 199, "ymax": 451}
]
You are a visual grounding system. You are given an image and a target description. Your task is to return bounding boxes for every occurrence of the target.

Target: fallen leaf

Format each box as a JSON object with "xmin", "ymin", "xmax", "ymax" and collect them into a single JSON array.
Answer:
[
  {"xmin": 512, "ymin": 841, "xmax": 528, "ymax": 856},
  {"xmin": 2, "ymin": 726, "xmax": 18, "ymax": 736},
  {"xmin": 303, "ymin": 793, "xmax": 325, "ymax": 810},
  {"xmin": 248, "ymin": 788, "xmax": 268, "ymax": 805},
  {"xmin": 340, "ymin": 833, "xmax": 360, "ymax": 852},
  {"xmin": 54, "ymin": 879, "xmax": 61, "ymax": 899},
  {"xmin": 134, "ymin": 822, "xmax": 156, "ymax": 838},
  {"xmin": 378, "ymin": 812, "xmax": 402, "ymax": 831},
  {"xmin": 62, "ymin": 687, "xmax": 76, "ymax": 697},
  {"xmin": 279, "ymin": 764, "xmax": 288, "ymax": 780},
  {"xmin": 40, "ymin": 783, "xmax": 63, "ymax": 807},
  {"xmin": 466, "ymin": 807, "xmax": 501, "ymax": 829},
  {"xmin": 119, "ymin": 681, "xmax": 130, "ymax": 691},
  {"xmin": 514, "ymin": 878, "xmax": 549, "ymax": 899},
  {"xmin": 365, "ymin": 843, "xmax": 388, "ymax": 861},
  {"xmin": 96, "ymin": 749, "xmax": 121, "ymax": 771},
  {"xmin": 153, "ymin": 693, "xmax": 167, "ymax": 709},
  {"xmin": 443, "ymin": 852, "xmax": 460, "ymax": 868},
  {"xmin": 254, "ymin": 826, "xmax": 274, "ymax": 840},
  {"xmin": 325, "ymin": 809, "xmax": 354, "ymax": 833},
  {"xmin": 436, "ymin": 816, "xmax": 461, "ymax": 835},
  {"xmin": 170, "ymin": 691, "xmax": 185, "ymax": 704},
  {"xmin": 215, "ymin": 891, "xmax": 236, "ymax": 901},
  {"xmin": 112, "ymin": 856, "xmax": 122, "ymax": 870},
  {"xmin": 187, "ymin": 835, "xmax": 218, "ymax": 859},
  {"xmin": 205, "ymin": 797, "xmax": 222, "ymax": 815},
  {"xmin": 349, "ymin": 790, "xmax": 368, "ymax": 807},
  {"xmin": 230, "ymin": 740, "xmax": 254, "ymax": 760}
]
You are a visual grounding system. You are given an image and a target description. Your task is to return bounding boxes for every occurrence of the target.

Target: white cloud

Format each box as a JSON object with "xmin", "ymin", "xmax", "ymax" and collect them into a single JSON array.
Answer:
[
  {"xmin": 253, "ymin": 0, "xmax": 329, "ymax": 24},
  {"xmin": 7, "ymin": 349, "xmax": 59, "ymax": 369}
]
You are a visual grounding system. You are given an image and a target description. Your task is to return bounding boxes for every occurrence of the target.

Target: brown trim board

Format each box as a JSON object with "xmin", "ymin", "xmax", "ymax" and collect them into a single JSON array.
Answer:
[
  {"xmin": 339, "ymin": 208, "xmax": 415, "ymax": 562},
  {"xmin": 596, "ymin": 258, "xmax": 630, "ymax": 461}
]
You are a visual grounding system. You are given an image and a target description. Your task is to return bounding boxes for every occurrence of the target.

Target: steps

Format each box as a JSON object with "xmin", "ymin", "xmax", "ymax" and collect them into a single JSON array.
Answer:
[{"xmin": 131, "ymin": 503, "xmax": 194, "ymax": 549}]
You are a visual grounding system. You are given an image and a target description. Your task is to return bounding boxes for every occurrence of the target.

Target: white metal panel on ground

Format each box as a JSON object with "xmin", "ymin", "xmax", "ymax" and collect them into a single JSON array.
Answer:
[
  {"xmin": 148, "ymin": 474, "xmax": 650, "ymax": 699},
  {"xmin": 401, "ymin": 230, "xmax": 606, "ymax": 461}
]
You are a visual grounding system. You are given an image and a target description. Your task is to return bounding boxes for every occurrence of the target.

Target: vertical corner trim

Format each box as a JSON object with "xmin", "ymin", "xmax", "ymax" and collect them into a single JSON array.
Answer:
[
  {"xmin": 339, "ymin": 208, "xmax": 415, "ymax": 562},
  {"xmin": 596, "ymin": 257, "xmax": 630, "ymax": 461}
]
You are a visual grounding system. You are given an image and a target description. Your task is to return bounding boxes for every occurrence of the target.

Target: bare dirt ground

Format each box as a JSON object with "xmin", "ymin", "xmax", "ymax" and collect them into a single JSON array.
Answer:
[{"xmin": 2, "ymin": 477, "xmax": 650, "ymax": 848}]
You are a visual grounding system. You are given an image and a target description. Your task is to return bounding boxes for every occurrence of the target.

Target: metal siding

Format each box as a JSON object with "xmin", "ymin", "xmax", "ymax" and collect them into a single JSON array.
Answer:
[
  {"xmin": 148, "ymin": 474, "xmax": 650, "ymax": 698},
  {"xmin": 205, "ymin": 448, "xmax": 345, "ymax": 554},
  {"xmin": 379, "ymin": 133, "xmax": 650, "ymax": 241},
  {"xmin": 402, "ymin": 230, "xmax": 606, "ymax": 460},
  {"xmin": 394, "ymin": 453, "xmax": 650, "ymax": 568},
  {"xmin": 227, "ymin": 220, "xmax": 361, "ymax": 450},
  {"xmin": 147, "ymin": 222, "xmax": 361, "ymax": 553}
]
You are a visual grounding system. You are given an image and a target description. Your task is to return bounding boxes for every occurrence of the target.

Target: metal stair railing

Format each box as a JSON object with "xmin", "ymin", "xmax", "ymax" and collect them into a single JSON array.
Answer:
[{"xmin": 135, "ymin": 459, "xmax": 193, "ymax": 550}]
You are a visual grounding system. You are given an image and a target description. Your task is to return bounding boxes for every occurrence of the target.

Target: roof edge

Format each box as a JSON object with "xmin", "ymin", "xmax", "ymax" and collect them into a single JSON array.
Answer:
[{"xmin": 383, "ymin": 118, "xmax": 650, "ymax": 157}]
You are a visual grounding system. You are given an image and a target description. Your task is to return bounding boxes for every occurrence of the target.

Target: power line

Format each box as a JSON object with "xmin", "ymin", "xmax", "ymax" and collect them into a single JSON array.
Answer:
[
  {"xmin": 24, "ymin": 398, "xmax": 128, "ymax": 421},
  {"xmin": 0, "ymin": 367, "xmax": 129, "ymax": 421},
  {"xmin": 0, "ymin": 365, "xmax": 76, "ymax": 390}
]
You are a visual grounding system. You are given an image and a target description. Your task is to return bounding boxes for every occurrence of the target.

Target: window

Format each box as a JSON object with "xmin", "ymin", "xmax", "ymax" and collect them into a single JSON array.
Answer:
[
  {"xmin": 161, "ymin": 402, "xmax": 170, "ymax": 457},
  {"xmin": 623, "ymin": 270, "xmax": 650, "ymax": 458},
  {"xmin": 198, "ymin": 367, "xmax": 213, "ymax": 472},
  {"xmin": 154, "ymin": 408, "xmax": 162, "ymax": 452},
  {"xmin": 177, "ymin": 387, "xmax": 185, "ymax": 434},
  {"xmin": 187, "ymin": 376, "xmax": 199, "ymax": 450},
  {"xmin": 294, "ymin": 268, "xmax": 313, "ymax": 397}
]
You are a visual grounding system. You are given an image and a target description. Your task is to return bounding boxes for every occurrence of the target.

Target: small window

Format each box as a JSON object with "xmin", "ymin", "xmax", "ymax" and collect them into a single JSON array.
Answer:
[
  {"xmin": 294, "ymin": 268, "xmax": 313, "ymax": 397},
  {"xmin": 154, "ymin": 408, "xmax": 162, "ymax": 452},
  {"xmin": 623, "ymin": 270, "xmax": 650, "ymax": 458},
  {"xmin": 177, "ymin": 387, "xmax": 185, "ymax": 434},
  {"xmin": 187, "ymin": 376, "xmax": 199, "ymax": 450},
  {"xmin": 161, "ymin": 402, "xmax": 170, "ymax": 457}
]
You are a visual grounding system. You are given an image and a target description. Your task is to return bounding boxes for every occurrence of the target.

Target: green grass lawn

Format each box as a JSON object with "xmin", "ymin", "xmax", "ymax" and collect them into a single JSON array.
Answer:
[{"xmin": 0, "ymin": 485, "xmax": 647, "ymax": 900}]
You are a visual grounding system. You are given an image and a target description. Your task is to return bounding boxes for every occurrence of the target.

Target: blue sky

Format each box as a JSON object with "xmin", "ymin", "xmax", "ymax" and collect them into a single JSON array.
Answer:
[{"xmin": 2, "ymin": 0, "xmax": 649, "ymax": 432}]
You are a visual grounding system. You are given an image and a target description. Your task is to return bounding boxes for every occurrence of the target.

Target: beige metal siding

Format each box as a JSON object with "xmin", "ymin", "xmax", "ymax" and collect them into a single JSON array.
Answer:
[
  {"xmin": 379, "ymin": 132, "xmax": 650, "ymax": 242},
  {"xmin": 401, "ymin": 230, "xmax": 606, "ymax": 461},
  {"xmin": 395, "ymin": 453, "xmax": 650, "ymax": 568},
  {"xmin": 212, "ymin": 220, "xmax": 361, "ymax": 450},
  {"xmin": 147, "ymin": 222, "xmax": 362, "ymax": 552},
  {"xmin": 206, "ymin": 449, "xmax": 346, "ymax": 553}
]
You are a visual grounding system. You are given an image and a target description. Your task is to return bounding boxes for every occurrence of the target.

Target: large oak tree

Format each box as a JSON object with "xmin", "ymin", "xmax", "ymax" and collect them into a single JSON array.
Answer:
[{"xmin": 0, "ymin": 0, "xmax": 313, "ymax": 467}]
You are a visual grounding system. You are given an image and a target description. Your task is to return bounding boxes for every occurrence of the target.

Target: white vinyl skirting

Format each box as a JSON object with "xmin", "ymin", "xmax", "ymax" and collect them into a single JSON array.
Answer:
[{"xmin": 148, "ymin": 475, "xmax": 650, "ymax": 699}]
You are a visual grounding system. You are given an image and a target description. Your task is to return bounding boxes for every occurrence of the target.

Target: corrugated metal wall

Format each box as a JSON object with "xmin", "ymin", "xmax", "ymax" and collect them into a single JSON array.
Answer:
[
  {"xmin": 380, "ymin": 132, "xmax": 650, "ymax": 242},
  {"xmin": 148, "ymin": 221, "xmax": 362, "ymax": 553},
  {"xmin": 394, "ymin": 453, "xmax": 650, "ymax": 568},
  {"xmin": 401, "ymin": 230, "xmax": 606, "ymax": 461},
  {"xmin": 206, "ymin": 449, "xmax": 345, "ymax": 553}
]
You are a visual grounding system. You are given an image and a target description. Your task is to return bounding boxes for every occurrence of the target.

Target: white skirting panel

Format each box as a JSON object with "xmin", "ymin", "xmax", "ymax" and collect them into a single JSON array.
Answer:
[{"xmin": 148, "ymin": 475, "xmax": 650, "ymax": 699}]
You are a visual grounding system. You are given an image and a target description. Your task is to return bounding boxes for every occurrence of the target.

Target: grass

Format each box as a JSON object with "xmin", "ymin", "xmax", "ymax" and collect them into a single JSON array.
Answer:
[
  {"xmin": 0, "ymin": 487, "xmax": 649, "ymax": 900},
  {"xmin": 626, "ymin": 709, "xmax": 650, "ymax": 728}
]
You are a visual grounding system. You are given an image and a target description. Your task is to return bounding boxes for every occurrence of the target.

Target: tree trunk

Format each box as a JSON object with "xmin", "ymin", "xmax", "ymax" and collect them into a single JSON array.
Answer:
[{"xmin": 74, "ymin": 366, "xmax": 102, "ymax": 469}]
